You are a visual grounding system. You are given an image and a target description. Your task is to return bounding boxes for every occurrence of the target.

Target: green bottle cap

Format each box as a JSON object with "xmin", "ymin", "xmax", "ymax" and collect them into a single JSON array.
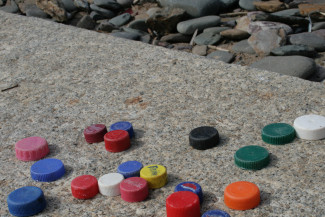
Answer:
[
  {"xmin": 262, "ymin": 123, "xmax": 295, "ymax": 145},
  {"xmin": 234, "ymin": 145, "xmax": 270, "ymax": 170}
]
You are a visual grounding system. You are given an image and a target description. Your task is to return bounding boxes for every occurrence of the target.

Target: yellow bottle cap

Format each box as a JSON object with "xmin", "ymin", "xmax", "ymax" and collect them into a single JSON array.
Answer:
[{"xmin": 140, "ymin": 165, "xmax": 167, "ymax": 189}]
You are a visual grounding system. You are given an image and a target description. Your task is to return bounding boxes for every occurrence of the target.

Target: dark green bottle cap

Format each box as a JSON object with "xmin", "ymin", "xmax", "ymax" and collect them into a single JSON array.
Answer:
[
  {"xmin": 262, "ymin": 123, "xmax": 295, "ymax": 145},
  {"xmin": 234, "ymin": 145, "xmax": 270, "ymax": 170}
]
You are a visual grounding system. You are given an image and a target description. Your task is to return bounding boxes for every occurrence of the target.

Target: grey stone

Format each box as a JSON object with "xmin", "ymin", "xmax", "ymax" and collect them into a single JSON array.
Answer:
[
  {"xmin": 160, "ymin": 33, "xmax": 191, "ymax": 43},
  {"xmin": 66, "ymin": 11, "xmax": 85, "ymax": 26},
  {"xmin": 36, "ymin": 0, "xmax": 67, "ymax": 22},
  {"xmin": 96, "ymin": 19, "xmax": 118, "ymax": 32},
  {"xmin": 0, "ymin": 0, "xmax": 6, "ymax": 6},
  {"xmin": 0, "ymin": 0, "xmax": 19, "ymax": 13},
  {"xmin": 207, "ymin": 50, "xmax": 235, "ymax": 63},
  {"xmin": 90, "ymin": 11, "xmax": 106, "ymax": 20},
  {"xmin": 122, "ymin": 27, "xmax": 148, "ymax": 36},
  {"xmin": 220, "ymin": 29, "xmax": 250, "ymax": 40},
  {"xmin": 289, "ymin": 32, "xmax": 325, "ymax": 51},
  {"xmin": 74, "ymin": 0, "xmax": 89, "ymax": 11},
  {"xmin": 61, "ymin": 0, "xmax": 77, "ymax": 12},
  {"xmin": 248, "ymin": 21, "xmax": 293, "ymax": 34},
  {"xmin": 90, "ymin": 4, "xmax": 115, "ymax": 19},
  {"xmin": 157, "ymin": 0, "xmax": 221, "ymax": 17},
  {"xmin": 271, "ymin": 45, "xmax": 317, "ymax": 57},
  {"xmin": 248, "ymin": 29, "xmax": 286, "ymax": 55},
  {"xmin": 177, "ymin": 16, "xmax": 221, "ymax": 35},
  {"xmin": 76, "ymin": 15, "xmax": 96, "ymax": 29},
  {"xmin": 146, "ymin": 7, "xmax": 188, "ymax": 34},
  {"xmin": 271, "ymin": 8, "xmax": 300, "ymax": 16},
  {"xmin": 25, "ymin": 4, "xmax": 48, "ymax": 18},
  {"xmin": 128, "ymin": 19, "xmax": 148, "ymax": 32},
  {"xmin": 140, "ymin": 34, "xmax": 151, "ymax": 43},
  {"xmin": 94, "ymin": 0, "xmax": 122, "ymax": 11},
  {"xmin": 239, "ymin": 0, "xmax": 261, "ymax": 11},
  {"xmin": 0, "ymin": 11, "xmax": 325, "ymax": 217},
  {"xmin": 116, "ymin": 0, "xmax": 132, "ymax": 8},
  {"xmin": 110, "ymin": 31, "xmax": 141, "ymax": 40},
  {"xmin": 203, "ymin": 26, "xmax": 231, "ymax": 34},
  {"xmin": 194, "ymin": 31, "xmax": 222, "ymax": 45},
  {"xmin": 109, "ymin": 13, "xmax": 131, "ymax": 27},
  {"xmin": 146, "ymin": 7, "xmax": 161, "ymax": 17},
  {"xmin": 312, "ymin": 22, "xmax": 325, "ymax": 31},
  {"xmin": 192, "ymin": 45, "xmax": 207, "ymax": 56},
  {"xmin": 219, "ymin": 0, "xmax": 239, "ymax": 12},
  {"xmin": 231, "ymin": 39, "xmax": 256, "ymax": 54},
  {"xmin": 312, "ymin": 29, "xmax": 325, "ymax": 39},
  {"xmin": 250, "ymin": 56, "xmax": 316, "ymax": 78}
]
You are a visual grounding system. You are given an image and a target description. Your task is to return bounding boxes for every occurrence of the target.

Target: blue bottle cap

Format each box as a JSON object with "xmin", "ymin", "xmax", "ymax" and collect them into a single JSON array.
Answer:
[
  {"xmin": 174, "ymin": 181, "xmax": 203, "ymax": 204},
  {"xmin": 202, "ymin": 209, "xmax": 230, "ymax": 217},
  {"xmin": 110, "ymin": 121, "xmax": 134, "ymax": 138},
  {"xmin": 7, "ymin": 186, "xmax": 46, "ymax": 217},
  {"xmin": 117, "ymin": 161, "xmax": 143, "ymax": 178},
  {"xmin": 30, "ymin": 158, "xmax": 65, "ymax": 182}
]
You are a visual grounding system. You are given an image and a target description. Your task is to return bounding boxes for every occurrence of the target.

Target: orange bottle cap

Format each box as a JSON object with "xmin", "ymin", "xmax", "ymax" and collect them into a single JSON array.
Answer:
[{"xmin": 224, "ymin": 181, "xmax": 260, "ymax": 210}]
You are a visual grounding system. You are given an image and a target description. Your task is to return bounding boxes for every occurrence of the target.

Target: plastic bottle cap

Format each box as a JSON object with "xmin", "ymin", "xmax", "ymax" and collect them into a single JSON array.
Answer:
[
  {"xmin": 293, "ymin": 115, "xmax": 325, "ymax": 140},
  {"xmin": 7, "ymin": 186, "xmax": 46, "ymax": 216},
  {"xmin": 166, "ymin": 191, "xmax": 200, "ymax": 217},
  {"xmin": 104, "ymin": 130, "xmax": 131, "ymax": 153},
  {"xmin": 110, "ymin": 121, "xmax": 134, "ymax": 138},
  {"xmin": 117, "ymin": 161, "xmax": 143, "ymax": 178},
  {"xmin": 71, "ymin": 175, "xmax": 99, "ymax": 199},
  {"xmin": 189, "ymin": 126, "xmax": 219, "ymax": 150},
  {"xmin": 224, "ymin": 181, "xmax": 260, "ymax": 210},
  {"xmin": 84, "ymin": 124, "xmax": 107, "ymax": 143},
  {"xmin": 15, "ymin": 137, "xmax": 50, "ymax": 161},
  {"xmin": 201, "ymin": 210, "xmax": 230, "ymax": 217},
  {"xmin": 234, "ymin": 145, "xmax": 270, "ymax": 170},
  {"xmin": 140, "ymin": 164, "xmax": 167, "ymax": 189},
  {"xmin": 30, "ymin": 158, "xmax": 65, "ymax": 182},
  {"xmin": 262, "ymin": 123, "xmax": 296, "ymax": 145},
  {"xmin": 120, "ymin": 177, "xmax": 149, "ymax": 202},
  {"xmin": 174, "ymin": 182, "xmax": 203, "ymax": 204},
  {"xmin": 98, "ymin": 173, "xmax": 124, "ymax": 196}
]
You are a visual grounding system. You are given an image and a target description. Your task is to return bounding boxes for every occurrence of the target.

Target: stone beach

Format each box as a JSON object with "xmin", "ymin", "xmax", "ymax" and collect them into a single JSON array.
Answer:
[{"xmin": 1, "ymin": 0, "xmax": 325, "ymax": 216}]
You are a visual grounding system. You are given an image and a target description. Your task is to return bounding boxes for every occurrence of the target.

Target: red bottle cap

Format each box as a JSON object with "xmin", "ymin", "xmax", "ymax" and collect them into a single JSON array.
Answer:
[
  {"xmin": 84, "ymin": 124, "xmax": 107, "ymax": 143},
  {"xmin": 15, "ymin": 137, "xmax": 49, "ymax": 161},
  {"xmin": 120, "ymin": 177, "xmax": 148, "ymax": 202},
  {"xmin": 71, "ymin": 175, "xmax": 99, "ymax": 199},
  {"xmin": 166, "ymin": 191, "xmax": 200, "ymax": 217},
  {"xmin": 104, "ymin": 130, "xmax": 130, "ymax": 152}
]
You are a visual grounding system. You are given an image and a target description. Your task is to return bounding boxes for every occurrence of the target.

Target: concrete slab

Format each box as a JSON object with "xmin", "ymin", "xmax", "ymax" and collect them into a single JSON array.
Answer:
[{"xmin": 0, "ymin": 11, "xmax": 324, "ymax": 216}]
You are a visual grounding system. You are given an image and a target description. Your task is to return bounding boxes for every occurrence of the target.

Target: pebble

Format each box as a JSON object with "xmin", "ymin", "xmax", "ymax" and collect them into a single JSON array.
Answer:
[
  {"xmin": 271, "ymin": 8, "xmax": 300, "ymax": 16},
  {"xmin": 61, "ymin": 0, "xmax": 77, "ymax": 12},
  {"xmin": 194, "ymin": 31, "xmax": 222, "ymax": 45},
  {"xmin": 74, "ymin": 0, "xmax": 89, "ymax": 11},
  {"xmin": 177, "ymin": 16, "xmax": 221, "ymax": 35},
  {"xmin": 157, "ymin": 0, "xmax": 222, "ymax": 17},
  {"xmin": 250, "ymin": 56, "xmax": 316, "ymax": 78},
  {"xmin": 248, "ymin": 29, "xmax": 286, "ymax": 55},
  {"xmin": 312, "ymin": 22, "xmax": 325, "ymax": 31},
  {"xmin": 25, "ymin": 4, "xmax": 49, "ymax": 18},
  {"xmin": 36, "ymin": 0, "xmax": 67, "ymax": 22},
  {"xmin": 0, "ymin": 0, "xmax": 6, "ymax": 6},
  {"xmin": 231, "ymin": 39, "xmax": 256, "ymax": 54},
  {"xmin": 203, "ymin": 26, "xmax": 231, "ymax": 34},
  {"xmin": 110, "ymin": 31, "xmax": 142, "ymax": 41},
  {"xmin": 220, "ymin": 29, "xmax": 250, "ymax": 40},
  {"xmin": 0, "ymin": 0, "xmax": 19, "ymax": 13},
  {"xmin": 128, "ymin": 19, "xmax": 148, "ymax": 32},
  {"xmin": 90, "ymin": 11, "xmax": 106, "ymax": 21},
  {"xmin": 90, "ymin": 4, "xmax": 115, "ymax": 19},
  {"xmin": 109, "ymin": 13, "xmax": 131, "ymax": 27},
  {"xmin": 253, "ymin": 0, "xmax": 285, "ymax": 13},
  {"xmin": 271, "ymin": 45, "xmax": 317, "ymax": 57},
  {"xmin": 77, "ymin": 15, "xmax": 96, "ymax": 30},
  {"xmin": 117, "ymin": 0, "xmax": 132, "ymax": 8},
  {"xmin": 94, "ymin": 0, "xmax": 122, "ymax": 11},
  {"xmin": 248, "ymin": 21, "xmax": 293, "ymax": 34},
  {"xmin": 192, "ymin": 45, "xmax": 207, "ymax": 56},
  {"xmin": 289, "ymin": 32, "xmax": 325, "ymax": 52},
  {"xmin": 239, "ymin": 0, "xmax": 261, "ymax": 11},
  {"xmin": 160, "ymin": 33, "xmax": 192, "ymax": 43},
  {"xmin": 122, "ymin": 27, "xmax": 148, "ymax": 36},
  {"xmin": 207, "ymin": 50, "xmax": 235, "ymax": 63}
]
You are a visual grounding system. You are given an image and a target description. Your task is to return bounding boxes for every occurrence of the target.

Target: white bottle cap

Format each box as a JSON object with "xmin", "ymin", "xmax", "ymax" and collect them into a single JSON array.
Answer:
[
  {"xmin": 293, "ymin": 115, "xmax": 325, "ymax": 140},
  {"xmin": 98, "ymin": 173, "xmax": 124, "ymax": 196}
]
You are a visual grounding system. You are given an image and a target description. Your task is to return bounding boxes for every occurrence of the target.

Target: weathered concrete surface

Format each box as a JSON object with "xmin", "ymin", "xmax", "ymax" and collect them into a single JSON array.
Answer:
[{"xmin": 0, "ymin": 11, "xmax": 325, "ymax": 217}]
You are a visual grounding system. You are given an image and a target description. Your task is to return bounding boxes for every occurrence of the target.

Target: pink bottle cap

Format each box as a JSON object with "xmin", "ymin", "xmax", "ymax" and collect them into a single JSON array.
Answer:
[
  {"xmin": 15, "ymin": 137, "xmax": 50, "ymax": 161},
  {"xmin": 120, "ymin": 177, "xmax": 148, "ymax": 202}
]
